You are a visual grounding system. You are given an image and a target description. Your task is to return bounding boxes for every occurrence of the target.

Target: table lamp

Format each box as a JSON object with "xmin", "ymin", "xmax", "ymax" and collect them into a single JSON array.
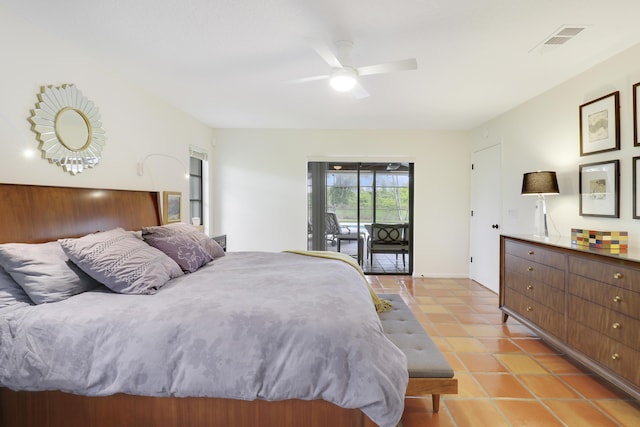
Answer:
[{"xmin": 521, "ymin": 171, "xmax": 560, "ymax": 237}]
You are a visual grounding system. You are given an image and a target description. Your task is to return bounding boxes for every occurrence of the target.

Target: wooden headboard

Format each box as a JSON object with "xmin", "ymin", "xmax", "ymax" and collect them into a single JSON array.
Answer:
[{"xmin": 0, "ymin": 184, "xmax": 161, "ymax": 244}]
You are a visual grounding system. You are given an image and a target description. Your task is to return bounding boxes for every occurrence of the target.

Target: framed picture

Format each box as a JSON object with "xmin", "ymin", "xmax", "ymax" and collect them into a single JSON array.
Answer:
[
  {"xmin": 579, "ymin": 91, "xmax": 620, "ymax": 156},
  {"xmin": 162, "ymin": 191, "xmax": 182, "ymax": 224},
  {"xmin": 579, "ymin": 160, "xmax": 619, "ymax": 218},
  {"xmin": 634, "ymin": 83, "xmax": 640, "ymax": 146},
  {"xmin": 634, "ymin": 156, "xmax": 640, "ymax": 219}
]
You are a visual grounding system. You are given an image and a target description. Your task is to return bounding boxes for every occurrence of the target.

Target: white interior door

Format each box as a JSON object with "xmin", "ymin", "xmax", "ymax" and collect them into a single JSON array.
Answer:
[{"xmin": 470, "ymin": 144, "xmax": 501, "ymax": 293}]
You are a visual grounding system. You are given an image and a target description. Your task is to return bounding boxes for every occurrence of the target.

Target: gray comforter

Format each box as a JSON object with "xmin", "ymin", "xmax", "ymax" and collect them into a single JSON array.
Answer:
[{"xmin": 0, "ymin": 251, "xmax": 408, "ymax": 426}]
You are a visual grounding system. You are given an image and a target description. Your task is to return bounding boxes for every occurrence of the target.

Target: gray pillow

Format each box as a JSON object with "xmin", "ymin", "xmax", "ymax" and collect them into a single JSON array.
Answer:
[
  {"xmin": 142, "ymin": 223, "xmax": 225, "ymax": 259},
  {"xmin": 59, "ymin": 228, "xmax": 184, "ymax": 295},
  {"xmin": 0, "ymin": 241, "xmax": 100, "ymax": 304},
  {"xmin": 0, "ymin": 266, "xmax": 33, "ymax": 308},
  {"xmin": 144, "ymin": 234, "xmax": 212, "ymax": 273}
]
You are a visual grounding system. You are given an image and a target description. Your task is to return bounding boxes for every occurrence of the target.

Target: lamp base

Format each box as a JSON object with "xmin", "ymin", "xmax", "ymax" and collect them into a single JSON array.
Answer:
[{"xmin": 533, "ymin": 197, "xmax": 549, "ymax": 238}]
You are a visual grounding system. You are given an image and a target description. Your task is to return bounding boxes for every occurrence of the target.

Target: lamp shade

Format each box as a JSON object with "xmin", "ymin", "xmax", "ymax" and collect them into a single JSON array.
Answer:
[{"xmin": 521, "ymin": 171, "xmax": 559, "ymax": 195}]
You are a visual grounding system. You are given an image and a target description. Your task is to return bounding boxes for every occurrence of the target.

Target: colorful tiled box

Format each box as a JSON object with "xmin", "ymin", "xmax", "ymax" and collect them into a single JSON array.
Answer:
[{"xmin": 571, "ymin": 228, "xmax": 628, "ymax": 252}]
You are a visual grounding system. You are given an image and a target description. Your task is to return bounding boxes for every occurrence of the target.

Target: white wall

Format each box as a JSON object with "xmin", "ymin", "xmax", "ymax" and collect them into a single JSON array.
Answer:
[
  {"xmin": 0, "ymin": 7, "xmax": 213, "ymax": 224},
  {"xmin": 472, "ymin": 43, "xmax": 640, "ymax": 247},
  {"xmin": 211, "ymin": 129, "xmax": 471, "ymax": 277}
]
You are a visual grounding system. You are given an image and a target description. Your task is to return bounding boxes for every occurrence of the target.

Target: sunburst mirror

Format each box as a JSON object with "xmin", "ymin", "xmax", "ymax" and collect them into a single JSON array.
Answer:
[{"xmin": 29, "ymin": 84, "xmax": 106, "ymax": 175}]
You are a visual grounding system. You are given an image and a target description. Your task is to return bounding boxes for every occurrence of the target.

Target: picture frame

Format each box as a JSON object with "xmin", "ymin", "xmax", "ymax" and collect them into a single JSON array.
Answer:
[
  {"xmin": 162, "ymin": 191, "xmax": 182, "ymax": 224},
  {"xmin": 634, "ymin": 156, "xmax": 640, "ymax": 219},
  {"xmin": 579, "ymin": 91, "xmax": 620, "ymax": 156},
  {"xmin": 634, "ymin": 83, "xmax": 640, "ymax": 147},
  {"xmin": 579, "ymin": 160, "xmax": 619, "ymax": 218}
]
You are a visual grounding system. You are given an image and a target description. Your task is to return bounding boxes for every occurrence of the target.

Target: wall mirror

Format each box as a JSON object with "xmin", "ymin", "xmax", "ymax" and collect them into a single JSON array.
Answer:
[{"xmin": 29, "ymin": 84, "xmax": 106, "ymax": 175}]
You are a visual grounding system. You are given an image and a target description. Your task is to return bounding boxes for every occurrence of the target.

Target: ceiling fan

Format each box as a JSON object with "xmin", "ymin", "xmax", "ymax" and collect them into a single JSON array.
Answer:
[{"xmin": 291, "ymin": 40, "xmax": 418, "ymax": 99}]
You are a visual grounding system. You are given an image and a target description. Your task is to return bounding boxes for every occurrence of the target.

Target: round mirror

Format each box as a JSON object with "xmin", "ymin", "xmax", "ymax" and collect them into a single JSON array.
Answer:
[
  {"xmin": 29, "ymin": 84, "xmax": 106, "ymax": 175},
  {"xmin": 55, "ymin": 108, "xmax": 91, "ymax": 151}
]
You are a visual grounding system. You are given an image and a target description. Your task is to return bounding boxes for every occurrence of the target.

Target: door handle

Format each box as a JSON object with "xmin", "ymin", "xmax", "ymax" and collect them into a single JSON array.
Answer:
[{"xmin": 491, "ymin": 224, "xmax": 499, "ymax": 229}]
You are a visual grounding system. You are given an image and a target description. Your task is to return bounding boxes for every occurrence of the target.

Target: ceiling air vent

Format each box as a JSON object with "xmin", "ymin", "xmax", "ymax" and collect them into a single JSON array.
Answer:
[{"xmin": 530, "ymin": 25, "xmax": 586, "ymax": 54}]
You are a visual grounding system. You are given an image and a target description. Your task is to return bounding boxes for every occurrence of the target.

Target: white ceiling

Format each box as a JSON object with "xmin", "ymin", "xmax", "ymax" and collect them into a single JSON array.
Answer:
[{"xmin": 4, "ymin": 0, "xmax": 640, "ymax": 130}]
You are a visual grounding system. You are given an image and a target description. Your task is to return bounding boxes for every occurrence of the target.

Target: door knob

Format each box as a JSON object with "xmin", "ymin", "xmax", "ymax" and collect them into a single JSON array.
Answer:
[{"xmin": 491, "ymin": 224, "xmax": 499, "ymax": 229}]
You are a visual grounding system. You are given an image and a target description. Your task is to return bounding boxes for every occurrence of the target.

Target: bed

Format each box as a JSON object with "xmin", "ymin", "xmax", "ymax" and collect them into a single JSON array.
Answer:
[{"xmin": 0, "ymin": 183, "xmax": 408, "ymax": 427}]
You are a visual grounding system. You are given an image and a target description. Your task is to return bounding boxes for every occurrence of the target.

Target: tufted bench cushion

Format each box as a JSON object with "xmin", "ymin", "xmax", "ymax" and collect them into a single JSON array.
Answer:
[{"xmin": 378, "ymin": 293, "xmax": 457, "ymax": 412}]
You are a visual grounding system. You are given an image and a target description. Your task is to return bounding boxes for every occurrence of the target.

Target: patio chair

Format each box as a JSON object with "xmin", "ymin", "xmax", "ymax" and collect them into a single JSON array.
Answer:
[{"xmin": 367, "ymin": 223, "xmax": 409, "ymax": 267}]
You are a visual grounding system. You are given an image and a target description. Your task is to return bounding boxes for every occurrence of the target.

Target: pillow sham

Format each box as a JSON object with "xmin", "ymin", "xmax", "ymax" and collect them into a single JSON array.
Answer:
[
  {"xmin": 144, "ymin": 234, "xmax": 212, "ymax": 273},
  {"xmin": 0, "ymin": 266, "xmax": 33, "ymax": 308},
  {"xmin": 142, "ymin": 223, "xmax": 225, "ymax": 259},
  {"xmin": 59, "ymin": 228, "xmax": 183, "ymax": 295},
  {"xmin": 0, "ymin": 241, "xmax": 100, "ymax": 304}
]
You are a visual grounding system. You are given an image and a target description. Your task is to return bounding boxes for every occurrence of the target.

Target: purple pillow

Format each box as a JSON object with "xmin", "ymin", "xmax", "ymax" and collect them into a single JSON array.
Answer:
[
  {"xmin": 142, "ymin": 223, "xmax": 225, "ymax": 259},
  {"xmin": 144, "ymin": 234, "xmax": 212, "ymax": 273},
  {"xmin": 59, "ymin": 228, "xmax": 183, "ymax": 295}
]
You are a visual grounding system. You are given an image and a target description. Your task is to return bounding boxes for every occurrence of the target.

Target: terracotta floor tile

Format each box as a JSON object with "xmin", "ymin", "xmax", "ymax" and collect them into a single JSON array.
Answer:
[
  {"xmin": 462, "ymin": 324, "xmax": 504, "ymax": 337},
  {"xmin": 453, "ymin": 313, "xmax": 493, "ymax": 324},
  {"xmin": 513, "ymin": 338, "xmax": 559, "ymax": 354},
  {"xmin": 418, "ymin": 304, "xmax": 450, "ymax": 314},
  {"xmin": 593, "ymin": 400, "xmax": 640, "ymax": 426},
  {"xmin": 434, "ymin": 296, "xmax": 466, "ymax": 305},
  {"xmin": 457, "ymin": 353, "xmax": 508, "ymax": 373},
  {"xmin": 494, "ymin": 400, "xmax": 564, "ymax": 426},
  {"xmin": 477, "ymin": 338, "xmax": 522, "ymax": 353},
  {"xmin": 560, "ymin": 374, "xmax": 627, "ymax": 399},
  {"xmin": 494, "ymin": 354, "xmax": 548, "ymax": 374},
  {"xmin": 444, "ymin": 305, "xmax": 476, "ymax": 314},
  {"xmin": 414, "ymin": 296, "xmax": 436, "ymax": 305},
  {"xmin": 442, "ymin": 352, "xmax": 466, "ymax": 372},
  {"xmin": 500, "ymin": 323, "xmax": 539, "ymax": 338},
  {"xmin": 474, "ymin": 373, "xmax": 533, "ymax": 398},
  {"xmin": 401, "ymin": 397, "xmax": 456, "ymax": 427},
  {"xmin": 544, "ymin": 400, "xmax": 620, "ymax": 427},
  {"xmin": 473, "ymin": 304, "xmax": 502, "ymax": 314},
  {"xmin": 518, "ymin": 375, "xmax": 580, "ymax": 399},
  {"xmin": 433, "ymin": 323, "xmax": 470, "ymax": 337},
  {"xmin": 431, "ymin": 336, "xmax": 454, "ymax": 352},
  {"xmin": 424, "ymin": 313, "xmax": 458, "ymax": 323},
  {"xmin": 450, "ymin": 371, "xmax": 487, "ymax": 397},
  {"xmin": 534, "ymin": 355, "xmax": 585, "ymax": 374},
  {"xmin": 446, "ymin": 399, "xmax": 509, "ymax": 426},
  {"xmin": 446, "ymin": 337, "xmax": 488, "ymax": 353}
]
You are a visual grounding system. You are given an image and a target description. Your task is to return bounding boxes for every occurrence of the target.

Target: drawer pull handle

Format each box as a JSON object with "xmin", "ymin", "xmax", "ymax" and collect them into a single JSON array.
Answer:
[
  {"xmin": 611, "ymin": 353, "xmax": 620, "ymax": 361},
  {"xmin": 613, "ymin": 273, "xmax": 624, "ymax": 279},
  {"xmin": 528, "ymin": 251, "xmax": 534, "ymax": 255},
  {"xmin": 613, "ymin": 296, "xmax": 622, "ymax": 303},
  {"xmin": 526, "ymin": 306, "xmax": 533, "ymax": 312},
  {"xmin": 612, "ymin": 322, "xmax": 621, "ymax": 329},
  {"xmin": 527, "ymin": 266, "xmax": 534, "ymax": 271},
  {"xmin": 527, "ymin": 285, "xmax": 534, "ymax": 290}
]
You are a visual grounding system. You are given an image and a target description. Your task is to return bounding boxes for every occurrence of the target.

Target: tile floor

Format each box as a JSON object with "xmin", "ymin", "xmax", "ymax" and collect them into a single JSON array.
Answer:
[{"xmin": 367, "ymin": 276, "xmax": 640, "ymax": 427}]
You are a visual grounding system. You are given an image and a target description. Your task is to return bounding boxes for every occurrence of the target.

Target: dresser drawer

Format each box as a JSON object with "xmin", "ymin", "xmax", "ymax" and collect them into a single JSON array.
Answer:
[
  {"xmin": 504, "ymin": 240, "xmax": 566, "ymax": 270},
  {"xmin": 569, "ymin": 256, "xmax": 640, "ymax": 292},
  {"xmin": 504, "ymin": 253, "xmax": 565, "ymax": 290},
  {"xmin": 568, "ymin": 321, "xmax": 640, "ymax": 384},
  {"xmin": 568, "ymin": 296, "xmax": 639, "ymax": 349},
  {"xmin": 569, "ymin": 275, "xmax": 640, "ymax": 320},
  {"xmin": 504, "ymin": 290, "xmax": 565, "ymax": 339},
  {"xmin": 505, "ymin": 270, "xmax": 564, "ymax": 313}
]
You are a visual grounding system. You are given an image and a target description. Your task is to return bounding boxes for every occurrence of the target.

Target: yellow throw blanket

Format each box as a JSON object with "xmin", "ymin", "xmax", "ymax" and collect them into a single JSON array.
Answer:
[{"xmin": 284, "ymin": 250, "xmax": 392, "ymax": 313}]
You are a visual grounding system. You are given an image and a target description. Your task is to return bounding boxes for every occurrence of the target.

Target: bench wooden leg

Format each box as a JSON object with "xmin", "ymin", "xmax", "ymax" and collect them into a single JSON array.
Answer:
[{"xmin": 432, "ymin": 394, "xmax": 441, "ymax": 412}]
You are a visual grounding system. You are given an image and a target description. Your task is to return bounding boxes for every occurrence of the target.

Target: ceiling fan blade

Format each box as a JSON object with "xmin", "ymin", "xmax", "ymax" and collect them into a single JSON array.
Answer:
[
  {"xmin": 310, "ymin": 39, "xmax": 343, "ymax": 69},
  {"xmin": 288, "ymin": 74, "xmax": 330, "ymax": 84},
  {"xmin": 352, "ymin": 82, "xmax": 370, "ymax": 99},
  {"xmin": 357, "ymin": 58, "xmax": 418, "ymax": 77}
]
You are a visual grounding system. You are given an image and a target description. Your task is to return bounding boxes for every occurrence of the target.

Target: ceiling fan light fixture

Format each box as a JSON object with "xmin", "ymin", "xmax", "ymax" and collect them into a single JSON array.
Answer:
[{"xmin": 329, "ymin": 68, "xmax": 357, "ymax": 92}]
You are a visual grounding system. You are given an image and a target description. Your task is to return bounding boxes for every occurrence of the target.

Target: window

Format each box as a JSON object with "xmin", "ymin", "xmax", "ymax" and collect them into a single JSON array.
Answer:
[{"xmin": 189, "ymin": 146, "xmax": 208, "ymax": 227}]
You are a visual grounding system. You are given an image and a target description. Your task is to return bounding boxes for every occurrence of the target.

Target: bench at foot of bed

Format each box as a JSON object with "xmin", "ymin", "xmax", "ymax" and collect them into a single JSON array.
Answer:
[{"xmin": 378, "ymin": 294, "xmax": 458, "ymax": 412}]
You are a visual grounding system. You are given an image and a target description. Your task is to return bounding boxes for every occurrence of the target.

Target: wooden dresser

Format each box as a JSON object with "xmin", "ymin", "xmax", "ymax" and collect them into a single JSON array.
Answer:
[{"xmin": 500, "ymin": 235, "xmax": 640, "ymax": 400}]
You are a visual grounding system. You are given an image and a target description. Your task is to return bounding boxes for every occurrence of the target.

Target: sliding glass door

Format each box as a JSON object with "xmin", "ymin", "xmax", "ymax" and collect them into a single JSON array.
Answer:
[{"xmin": 307, "ymin": 162, "xmax": 413, "ymax": 275}]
